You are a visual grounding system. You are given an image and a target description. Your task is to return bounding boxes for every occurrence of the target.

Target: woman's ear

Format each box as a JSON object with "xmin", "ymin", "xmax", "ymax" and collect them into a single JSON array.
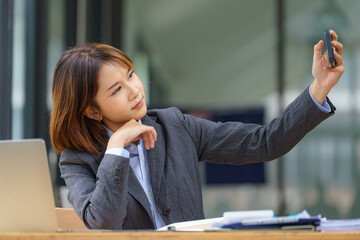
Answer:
[{"xmin": 84, "ymin": 106, "xmax": 102, "ymax": 122}]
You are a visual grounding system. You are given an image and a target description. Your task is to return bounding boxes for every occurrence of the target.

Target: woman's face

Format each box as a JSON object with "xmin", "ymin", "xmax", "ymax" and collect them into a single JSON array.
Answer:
[{"xmin": 94, "ymin": 62, "xmax": 147, "ymax": 132}]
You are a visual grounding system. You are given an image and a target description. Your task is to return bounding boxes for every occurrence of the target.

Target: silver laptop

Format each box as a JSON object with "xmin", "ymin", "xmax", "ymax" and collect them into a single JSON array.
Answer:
[{"xmin": 0, "ymin": 139, "xmax": 58, "ymax": 232}]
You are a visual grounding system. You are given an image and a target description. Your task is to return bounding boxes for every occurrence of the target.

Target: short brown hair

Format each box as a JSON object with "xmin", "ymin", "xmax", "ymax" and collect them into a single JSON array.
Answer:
[{"xmin": 50, "ymin": 43, "xmax": 134, "ymax": 154}]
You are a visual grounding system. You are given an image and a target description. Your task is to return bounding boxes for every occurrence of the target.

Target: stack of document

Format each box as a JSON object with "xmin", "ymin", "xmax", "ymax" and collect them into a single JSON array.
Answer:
[
  {"xmin": 158, "ymin": 210, "xmax": 360, "ymax": 232},
  {"xmin": 317, "ymin": 219, "xmax": 360, "ymax": 232},
  {"xmin": 213, "ymin": 210, "xmax": 320, "ymax": 231}
]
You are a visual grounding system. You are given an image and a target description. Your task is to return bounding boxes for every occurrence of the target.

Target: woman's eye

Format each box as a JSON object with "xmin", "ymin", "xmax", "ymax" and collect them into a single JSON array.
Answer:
[
  {"xmin": 113, "ymin": 86, "xmax": 121, "ymax": 95},
  {"xmin": 129, "ymin": 71, "xmax": 134, "ymax": 79}
]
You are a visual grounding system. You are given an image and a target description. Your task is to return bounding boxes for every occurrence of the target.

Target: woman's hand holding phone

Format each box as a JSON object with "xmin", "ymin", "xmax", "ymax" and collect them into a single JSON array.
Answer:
[{"xmin": 310, "ymin": 29, "xmax": 345, "ymax": 105}]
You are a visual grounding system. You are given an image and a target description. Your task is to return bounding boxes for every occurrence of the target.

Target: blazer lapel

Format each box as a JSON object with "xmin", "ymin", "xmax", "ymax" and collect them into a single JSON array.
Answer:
[{"xmin": 142, "ymin": 115, "xmax": 166, "ymax": 203}]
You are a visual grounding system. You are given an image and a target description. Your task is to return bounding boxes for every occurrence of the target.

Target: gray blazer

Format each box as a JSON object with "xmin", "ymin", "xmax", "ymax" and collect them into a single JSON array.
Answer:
[{"xmin": 59, "ymin": 88, "xmax": 335, "ymax": 230}]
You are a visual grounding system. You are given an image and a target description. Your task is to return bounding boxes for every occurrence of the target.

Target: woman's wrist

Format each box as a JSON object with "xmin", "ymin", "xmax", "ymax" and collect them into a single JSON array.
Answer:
[
  {"xmin": 107, "ymin": 134, "xmax": 125, "ymax": 150},
  {"xmin": 310, "ymin": 79, "xmax": 330, "ymax": 105}
]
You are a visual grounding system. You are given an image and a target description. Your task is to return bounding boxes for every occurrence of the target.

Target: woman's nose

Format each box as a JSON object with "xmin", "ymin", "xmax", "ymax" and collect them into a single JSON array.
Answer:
[{"xmin": 128, "ymin": 84, "xmax": 140, "ymax": 100}]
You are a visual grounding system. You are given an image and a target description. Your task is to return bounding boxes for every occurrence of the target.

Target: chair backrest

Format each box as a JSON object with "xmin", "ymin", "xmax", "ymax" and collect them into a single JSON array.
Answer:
[{"xmin": 55, "ymin": 208, "xmax": 88, "ymax": 230}]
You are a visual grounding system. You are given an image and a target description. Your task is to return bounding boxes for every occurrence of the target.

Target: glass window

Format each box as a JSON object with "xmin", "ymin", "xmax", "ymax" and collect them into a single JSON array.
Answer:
[
  {"xmin": 12, "ymin": 0, "xmax": 26, "ymax": 139},
  {"xmin": 124, "ymin": 0, "xmax": 360, "ymax": 219},
  {"xmin": 281, "ymin": 0, "xmax": 360, "ymax": 219}
]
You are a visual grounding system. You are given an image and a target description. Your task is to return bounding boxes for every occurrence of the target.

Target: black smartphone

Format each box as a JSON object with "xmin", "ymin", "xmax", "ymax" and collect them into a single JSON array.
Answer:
[{"xmin": 324, "ymin": 29, "xmax": 336, "ymax": 68}]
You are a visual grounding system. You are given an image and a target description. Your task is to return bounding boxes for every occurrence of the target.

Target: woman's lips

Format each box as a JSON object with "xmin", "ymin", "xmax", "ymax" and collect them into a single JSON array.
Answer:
[{"xmin": 132, "ymin": 98, "xmax": 144, "ymax": 110}]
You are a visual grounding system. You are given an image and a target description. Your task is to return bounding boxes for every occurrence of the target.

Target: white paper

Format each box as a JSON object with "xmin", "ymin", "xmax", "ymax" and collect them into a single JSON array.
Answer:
[
  {"xmin": 157, "ymin": 217, "xmax": 224, "ymax": 231},
  {"xmin": 223, "ymin": 210, "xmax": 274, "ymax": 224}
]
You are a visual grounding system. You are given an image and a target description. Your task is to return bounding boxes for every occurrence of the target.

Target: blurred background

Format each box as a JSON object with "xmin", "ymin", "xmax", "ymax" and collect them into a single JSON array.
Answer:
[{"xmin": 1, "ymin": 0, "xmax": 360, "ymax": 220}]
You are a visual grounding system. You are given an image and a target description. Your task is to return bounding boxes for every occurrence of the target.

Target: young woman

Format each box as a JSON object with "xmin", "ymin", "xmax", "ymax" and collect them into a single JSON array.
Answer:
[{"xmin": 50, "ymin": 30, "xmax": 344, "ymax": 230}]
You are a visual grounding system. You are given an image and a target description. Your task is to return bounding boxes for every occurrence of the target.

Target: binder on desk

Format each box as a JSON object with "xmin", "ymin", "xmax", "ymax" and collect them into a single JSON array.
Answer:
[
  {"xmin": 219, "ymin": 216, "xmax": 321, "ymax": 231},
  {"xmin": 212, "ymin": 209, "xmax": 322, "ymax": 231}
]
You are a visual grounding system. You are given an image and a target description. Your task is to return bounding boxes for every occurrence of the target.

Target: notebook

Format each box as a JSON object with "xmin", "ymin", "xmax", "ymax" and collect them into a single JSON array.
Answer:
[{"xmin": 0, "ymin": 139, "xmax": 58, "ymax": 232}]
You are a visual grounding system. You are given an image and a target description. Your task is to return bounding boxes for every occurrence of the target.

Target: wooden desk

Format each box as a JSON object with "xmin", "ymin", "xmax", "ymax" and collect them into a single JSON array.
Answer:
[{"xmin": 1, "ymin": 231, "xmax": 360, "ymax": 240}]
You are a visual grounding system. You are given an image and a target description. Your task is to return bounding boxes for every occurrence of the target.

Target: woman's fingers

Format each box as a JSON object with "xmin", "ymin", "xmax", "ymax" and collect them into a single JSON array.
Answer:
[
  {"xmin": 332, "ymin": 40, "xmax": 343, "ymax": 56},
  {"xmin": 139, "ymin": 124, "xmax": 157, "ymax": 150},
  {"xmin": 141, "ymin": 132, "xmax": 151, "ymax": 150},
  {"xmin": 141, "ymin": 126, "xmax": 157, "ymax": 150},
  {"xmin": 313, "ymin": 40, "xmax": 324, "ymax": 62},
  {"xmin": 330, "ymin": 30, "xmax": 338, "ymax": 41},
  {"xmin": 334, "ymin": 51, "xmax": 344, "ymax": 67}
]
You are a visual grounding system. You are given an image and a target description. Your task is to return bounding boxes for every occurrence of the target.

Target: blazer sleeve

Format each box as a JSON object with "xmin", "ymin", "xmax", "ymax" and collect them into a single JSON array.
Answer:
[
  {"xmin": 174, "ymin": 87, "xmax": 335, "ymax": 165},
  {"xmin": 59, "ymin": 150, "xmax": 130, "ymax": 229}
]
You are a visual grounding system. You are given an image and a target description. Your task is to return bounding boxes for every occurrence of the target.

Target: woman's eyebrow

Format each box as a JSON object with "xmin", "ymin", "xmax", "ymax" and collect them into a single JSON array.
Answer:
[
  {"xmin": 107, "ymin": 81, "xmax": 120, "ymax": 91},
  {"xmin": 106, "ymin": 68, "xmax": 132, "ymax": 91},
  {"xmin": 127, "ymin": 68, "xmax": 133, "ymax": 75}
]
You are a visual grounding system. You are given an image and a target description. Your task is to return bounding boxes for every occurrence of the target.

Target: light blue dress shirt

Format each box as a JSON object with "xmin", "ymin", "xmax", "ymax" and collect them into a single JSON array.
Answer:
[{"xmin": 103, "ymin": 86, "xmax": 329, "ymax": 229}]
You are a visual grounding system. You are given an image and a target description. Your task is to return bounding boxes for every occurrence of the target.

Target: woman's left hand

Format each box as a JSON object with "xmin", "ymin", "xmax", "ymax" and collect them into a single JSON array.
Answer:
[{"xmin": 310, "ymin": 30, "xmax": 345, "ymax": 104}]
